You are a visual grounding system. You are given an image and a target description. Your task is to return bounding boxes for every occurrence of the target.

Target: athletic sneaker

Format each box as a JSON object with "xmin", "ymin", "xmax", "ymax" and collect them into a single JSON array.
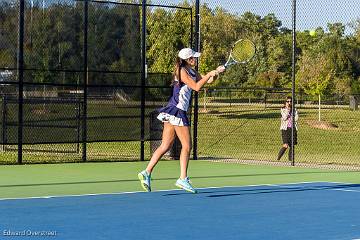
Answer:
[
  {"xmin": 138, "ymin": 170, "xmax": 151, "ymax": 192},
  {"xmin": 175, "ymin": 177, "xmax": 197, "ymax": 193}
]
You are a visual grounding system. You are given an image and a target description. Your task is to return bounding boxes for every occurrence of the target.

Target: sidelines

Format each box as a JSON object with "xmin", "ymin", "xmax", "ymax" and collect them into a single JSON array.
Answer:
[{"xmin": 0, "ymin": 181, "xmax": 355, "ymax": 201}]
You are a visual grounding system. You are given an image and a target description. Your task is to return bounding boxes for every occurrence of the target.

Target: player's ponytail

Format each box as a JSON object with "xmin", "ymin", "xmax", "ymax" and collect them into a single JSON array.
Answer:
[{"xmin": 172, "ymin": 57, "xmax": 186, "ymax": 85}]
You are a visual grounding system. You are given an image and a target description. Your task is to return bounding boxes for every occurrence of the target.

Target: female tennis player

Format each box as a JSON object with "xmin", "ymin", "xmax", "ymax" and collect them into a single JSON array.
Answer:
[
  {"xmin": 277, "ymin": 96, "xmax": 298, "ymax": 161},
  {"xmin": 138, "ymin": 48, "xmax": 225, "ymax": 193}
]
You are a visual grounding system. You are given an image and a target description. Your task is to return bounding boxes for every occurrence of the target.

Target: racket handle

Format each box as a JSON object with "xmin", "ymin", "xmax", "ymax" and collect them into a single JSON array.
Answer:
[
  {"xmin": 216, "ymin": 65, "xmax": 226, "ymax": 73},
  {"xmin": 224, "ymin": 62, "xmax": 235, "ymax": 68}
]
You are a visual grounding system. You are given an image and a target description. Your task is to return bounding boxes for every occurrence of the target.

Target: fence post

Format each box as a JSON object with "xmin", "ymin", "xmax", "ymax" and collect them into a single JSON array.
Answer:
[
  {"xmin": 76, "ymin": 100, "xmax": 81, "ymax": 154},
  {"xmin": 140, "ymin": 0, "xmax": 147, "ymax": 161},
  {"xmin": 349, "ymin": 95, "xmax": 359, "ymax": 111},
  {"xmin": 82, "ymin": 0, "xmax": 88, "ymax": 162},
  {"xmin": 192, "ymin": 0, "xmax": 200, "ymax": 160},
  {"xmin": 264, "ymin": 90, "xmax": 267, "ymax": 109},
  {"xmin": 1, "ymin": 96, "xmax": 6, "ymax": 152},
  {"xmin": 229, "ymin": 89, "xmax": 232, "ymax": 107},
  {"xmin": 291, "ymin": 0, "xmax": 297, "ymax": 166},
  {"xmin": 17, "ymin": 0, "xmax": 25, "ymax": 164}
]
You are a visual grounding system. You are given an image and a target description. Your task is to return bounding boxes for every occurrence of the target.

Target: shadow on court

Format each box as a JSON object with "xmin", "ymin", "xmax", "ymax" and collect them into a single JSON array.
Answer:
[{"xmin": 162, "ymin": 183, "xmax": 360, "ymax": 197}]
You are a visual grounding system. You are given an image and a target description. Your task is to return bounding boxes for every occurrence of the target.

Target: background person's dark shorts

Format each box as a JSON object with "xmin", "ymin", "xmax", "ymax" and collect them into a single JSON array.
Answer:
[{"xmin": 281, "ymin": 128, "xmax": 298, "ymax": 145}]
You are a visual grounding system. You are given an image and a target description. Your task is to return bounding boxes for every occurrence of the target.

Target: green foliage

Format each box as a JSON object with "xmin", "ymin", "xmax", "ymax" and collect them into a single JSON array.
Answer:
[
  {"xmin": 297, "ymin": 23, "xmax": 356, "ymax": 95},
  {"xmin": 0, "ymin": 2, "xmax": 20, "ymax": 68},
  {"xmin": 296, "ymin": 54, "xmax": 332, "ymax": 96},
  {"xmin": 255, "ymin": 71, "xmax": 285, "ymax": 88},
  {"xmin": 199, "ymin": 5, "xmax": 239, "ymax": 74},
  {"xmin": 1, "ymin": 0, "xmax": 360, "ymax": 95},
  {"xmin": 147, "ymin": 5, "xmax": 192, "ymax": 73},
  {"xmin": 0, "ymin": 50, "xmax": 14, "ymax": 68}
]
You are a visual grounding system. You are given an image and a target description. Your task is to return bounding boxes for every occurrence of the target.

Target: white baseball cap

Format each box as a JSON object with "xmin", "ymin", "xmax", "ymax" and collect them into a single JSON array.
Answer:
[{"xmin": 178, "ymin": 48, "xmax": 201, "ymax": 60}]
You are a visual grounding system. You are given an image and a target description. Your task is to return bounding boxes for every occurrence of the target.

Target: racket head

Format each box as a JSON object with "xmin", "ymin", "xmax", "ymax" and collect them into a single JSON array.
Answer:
[{"xmin": 230, "ymin": 39, "xmax": 256, "ymax": 63}]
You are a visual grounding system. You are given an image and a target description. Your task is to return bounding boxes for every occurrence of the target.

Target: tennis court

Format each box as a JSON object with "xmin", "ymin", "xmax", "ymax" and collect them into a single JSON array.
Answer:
[
  {"xmin": 1, "ymin": 0, "xmax": 360, "ymax": 239},
  {"xmin": 1, "ymin": 161, "xmax": 360, "ymax": 239}
]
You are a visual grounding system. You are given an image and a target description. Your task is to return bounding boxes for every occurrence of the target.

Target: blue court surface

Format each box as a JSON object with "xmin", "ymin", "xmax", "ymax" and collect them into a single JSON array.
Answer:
[{"xmin": 1, "ymin": 182, "xmax": 360, "ymax": 240}]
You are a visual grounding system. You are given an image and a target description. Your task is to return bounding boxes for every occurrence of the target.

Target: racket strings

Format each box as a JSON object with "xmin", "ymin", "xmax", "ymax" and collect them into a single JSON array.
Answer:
[{"xmin": 231, "ymin": 40, "xmax": 255, "ymax": 63}]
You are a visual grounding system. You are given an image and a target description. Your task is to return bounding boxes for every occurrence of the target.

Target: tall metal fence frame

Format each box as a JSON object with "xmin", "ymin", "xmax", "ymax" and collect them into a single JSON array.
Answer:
[
  {"xmin": 4, "ymin": 0, "xmax": 357, "ymax": 167},
  {"xmin": 192, "ymin": 0, "xmax": 299, "ymax": 163},
  {"xmin": 2, "ymin": 0, "xmax": 194, "ymax": 164}
]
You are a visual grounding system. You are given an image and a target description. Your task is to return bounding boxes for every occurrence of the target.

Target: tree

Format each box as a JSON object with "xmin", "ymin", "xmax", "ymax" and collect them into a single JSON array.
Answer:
[
  {"xmin": 265, "ymin": 33, "xmax": 293, "ymax": 87},
  {"xmin": 198, "ymin": 5, "xmax": 239, "ymax": 75},
  {"xmin": 255, "ymin": 71, "xmax": 284, "ymax": 88},
  {"xmin": 0, "ymin": 1, "xmax": 18, "ymax": 69},
  {"xmin": 297, "ymin": 54, "xmax": 333, "ymax": 121},
  {"xmin": 146, "ymin": 4, "xmax": 192, "ymax": 74}
]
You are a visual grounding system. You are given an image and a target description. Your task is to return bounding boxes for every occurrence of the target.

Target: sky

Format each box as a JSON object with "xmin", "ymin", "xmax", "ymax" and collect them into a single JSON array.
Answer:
[
  {"xmin": 166, "ymin": 0, "xmax": 360, "ymax": 34},
  {"xmin": 21, "ymin": 0, "xmax": 360, "ymax": 33}
]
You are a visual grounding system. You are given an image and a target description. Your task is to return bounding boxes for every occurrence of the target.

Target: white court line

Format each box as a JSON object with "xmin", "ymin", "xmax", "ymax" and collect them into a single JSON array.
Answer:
[
  {"xmin": 0, "ymin": 181, "xmax": 328, "ymax": 201},
  {"xmin": 332, "ymin": 189, "xmax": 360, "ymax": 193},
  {"xmin": 326, "ymin": 181, "xmax": 357, "ymax": 184},
  {"xmin": 322, "ymin": 181, "xmax": 360, "ymax": 193}
]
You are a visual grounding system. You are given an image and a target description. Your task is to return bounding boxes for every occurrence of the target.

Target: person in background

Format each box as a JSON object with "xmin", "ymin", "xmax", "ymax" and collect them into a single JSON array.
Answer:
[{"xmin": 277, "ymin": 96, "xmax": 298, "ymax": 161}]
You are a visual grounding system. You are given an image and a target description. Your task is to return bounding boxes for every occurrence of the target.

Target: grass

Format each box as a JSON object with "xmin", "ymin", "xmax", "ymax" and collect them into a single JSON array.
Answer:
[
  {"xmin": 197, "ymin": 104, "xmax": 360, "ymax": 166},
  {"xmin": 0, "ymin": 100, "xmax": 359, "ymax": 167},
  {"xmin": 0, "ymin": 141, "xmax": 146, "ymax": 164}
]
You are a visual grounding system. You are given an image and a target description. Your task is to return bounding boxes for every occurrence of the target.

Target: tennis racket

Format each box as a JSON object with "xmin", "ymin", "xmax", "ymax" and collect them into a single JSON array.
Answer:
[{"xmin": 224, "ymin": 39, "xmax": 256, "ymax": 68}]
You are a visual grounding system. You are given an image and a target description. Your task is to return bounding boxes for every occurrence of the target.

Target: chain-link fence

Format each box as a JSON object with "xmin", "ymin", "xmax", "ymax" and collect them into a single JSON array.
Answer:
[
  {"xmin": 0, "ymin": 0, "xmax": 192, "ymax": 164},
  {"xmin": 197, "ymin": 88, "xmax": 360, "ymax": 169},
  {"xmin": 1, "ymin": 0, "xmax": 360, "ymax": 168},
  {"xmin": 192, "ymin": 0, "xmax": 360, "ymax": 169}
]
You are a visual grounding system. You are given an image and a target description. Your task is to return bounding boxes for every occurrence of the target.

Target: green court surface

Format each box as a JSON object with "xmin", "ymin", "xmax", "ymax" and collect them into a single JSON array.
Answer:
[{"xmin": 0, "ymin": 160, "xmax": 359, "ymax": 199}]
